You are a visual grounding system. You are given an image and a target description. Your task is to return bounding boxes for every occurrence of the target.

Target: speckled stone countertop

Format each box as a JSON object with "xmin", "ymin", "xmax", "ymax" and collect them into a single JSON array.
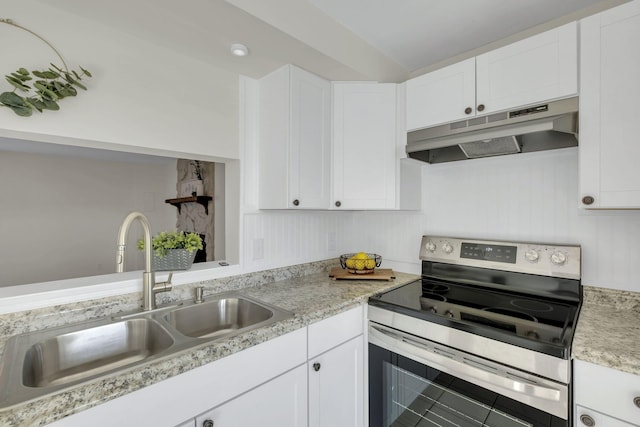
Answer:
[
  {"xmin": 0, "ymin": 260, "xmax": 418, "ymax": 426},
  {"xmin": 573, "ymin": 286, "xmax": 640, "ymax": 376}
]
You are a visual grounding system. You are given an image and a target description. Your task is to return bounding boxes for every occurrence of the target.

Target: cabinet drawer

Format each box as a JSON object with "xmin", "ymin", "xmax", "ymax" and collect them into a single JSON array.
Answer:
[
  {"xmin": 575, "ymin": 405, "xmax": 637, "ymax": 427},
  {"xmin": 574, "ymin": 360, "xmax": 640, "ymax": 425},
  {"xmin": 308, "ymin": 305, "xmax": 363, "ymax": 358}
]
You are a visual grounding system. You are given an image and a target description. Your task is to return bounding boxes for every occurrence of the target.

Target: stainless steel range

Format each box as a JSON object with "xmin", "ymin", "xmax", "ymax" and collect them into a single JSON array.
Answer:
[{"xmin": 368, "ymin": 236, "xmax": 581, "ymax": 427}]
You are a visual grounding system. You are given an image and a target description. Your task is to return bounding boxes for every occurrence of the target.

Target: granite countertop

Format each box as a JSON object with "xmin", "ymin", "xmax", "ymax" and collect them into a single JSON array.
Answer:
[
  {"xmin": 572, "ymin": 286, "xmax": 640, "ymax": 376},
  {"xmin": 0, "ymin": 262, "xmax": 418, "ymax": 426}
]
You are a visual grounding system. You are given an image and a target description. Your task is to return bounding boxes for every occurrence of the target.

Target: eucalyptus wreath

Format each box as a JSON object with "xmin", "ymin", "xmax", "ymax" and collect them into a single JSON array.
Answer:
[{"xmin": 0, "ymin": 63, "xmax": 91, "ymax": 117}]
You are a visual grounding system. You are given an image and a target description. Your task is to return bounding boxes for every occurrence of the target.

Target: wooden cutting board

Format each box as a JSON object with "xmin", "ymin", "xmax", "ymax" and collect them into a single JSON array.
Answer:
[{"xmin": 329, "ymin": 267, "xmax": 395, "ymax": 281}]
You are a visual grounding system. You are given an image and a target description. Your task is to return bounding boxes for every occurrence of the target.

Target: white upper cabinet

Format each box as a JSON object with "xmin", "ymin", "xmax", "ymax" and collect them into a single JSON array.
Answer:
[
  {"xmin": 332, "ymin": 83, "xmax": 400, "ymax": 210},
  {"xmin": 406, "ymin": 22, "xmax": 577, "ymax": 131},
  {"xmin": 405, "ymin": 58, "xmax": 475, "ymax": 131},
  {"xmin": 259, "ymin": 65, "xmax": 331, "ymax": 209},
  {"xmin": 579, "ymin": 0, "xmax": 640, "ymax": 209},
  {"xmin": 476, "ymin": 22, "xmax": 577, "ymax": 115}
]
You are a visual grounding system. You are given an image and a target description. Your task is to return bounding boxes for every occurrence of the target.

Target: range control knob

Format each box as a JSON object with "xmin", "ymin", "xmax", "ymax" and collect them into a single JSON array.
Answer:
[
  {"xmin": 550, "ymin": 251, "xmax": 567, "ymax": 266},
  {"xmin": 442, "ymin": 242, "xmax": 454, "ymax": 254},
  {"xmin": 524, "ymin": 249, "xmax": 539, "ymax": 263},
  {"xmin": 425, "ymin": 241, "xmax": 437, "ymax": 252},
  {"xmin": 444, "ymin": 310, "xmax": 455, "ymax": 319},
  {"xmin": 428, "ymin": 306, "xmax": 437, "ymax": 314}
]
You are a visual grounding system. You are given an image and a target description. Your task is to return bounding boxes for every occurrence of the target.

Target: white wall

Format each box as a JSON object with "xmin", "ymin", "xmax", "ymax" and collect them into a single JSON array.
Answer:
[
  {"xmin": 0, "ymin": 1, "xmax": 239, "ymax": 161},
  {"xmin": 0, "ymin": 151, "xmax": 177, "ymax": 286},
  {"xmin": 239, "ymin": 143, "xmax": 640, "ymax": 292}
]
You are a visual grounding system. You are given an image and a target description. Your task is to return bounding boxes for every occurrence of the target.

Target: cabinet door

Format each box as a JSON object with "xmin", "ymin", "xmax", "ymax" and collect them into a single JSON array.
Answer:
[
  {"xmin": 309, "ymin": 335, "xmax": 364, "ymax": 427},
  {"xmin": 259, "ymin": 65, "xmax": 330, "ymax": 209},
  {"xmin": 476, "ymin": 22, "xmax": 577, "ymax": 115},
  {"xmin": 574, "ymin": 359, "xmax": 640, "ymax": 425},
  {"xmin": 332, "ymin": 83, "xmax": 398, "ymax": 210},
  {"xmin": 289, "ymin": 66, "xmax": 331, "ymax": 209},
  {"xmin": 576, "ymin": 406, "xmax": 637, "ymax": 427},
  {"xmin": 579, "ymin": 1, "xmax": 640, "ymax": 208},
  {"xmin": 195, "ymin": 364, "xmax": 307, "ymax": 427},
  {"xmin": 405, "ymin": 58, "xmax": 475, "ymax": 130}
]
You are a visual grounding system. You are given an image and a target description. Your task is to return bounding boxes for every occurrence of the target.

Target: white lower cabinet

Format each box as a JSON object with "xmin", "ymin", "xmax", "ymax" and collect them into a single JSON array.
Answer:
[
  {"xmin": 574, "ymin": 360, "xmax": 640, "ymax": 426},
  {"xmin": 194, "ymin": 364, "xmax": 307, "ymax": 427},
  {"xmin": 307, "ymin": 305, "xmax": 365, "ymax": 427},
  {"xmin": 308, "ymin": 335, "xmax": 364, "ymax": 427},
  {"xmin": 575, "ymin": 406, "xmax": 636, "ymax": 427}
]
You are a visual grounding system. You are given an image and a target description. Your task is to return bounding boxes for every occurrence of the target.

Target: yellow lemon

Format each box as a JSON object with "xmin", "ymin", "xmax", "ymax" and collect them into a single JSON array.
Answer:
[
  {"xmin": 354, "ymin": 252, "xmax": 369, "ymax": 260},
  {"xmin": 354, "ymin": 260, "xmax": 366, "ymax": 270},
  {"xmin": 345, "ymin": 258, "xmax": 356, "ymax": 269},
  {"xmin": 364, "ymin": 259, "xmax": 376, "ymax": 269}
]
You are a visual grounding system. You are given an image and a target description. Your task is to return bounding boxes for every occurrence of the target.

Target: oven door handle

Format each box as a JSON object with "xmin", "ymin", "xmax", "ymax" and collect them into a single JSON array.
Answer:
[{"xmin": 369, "ymin": 324, "xmax": 563, "ymax": 402}]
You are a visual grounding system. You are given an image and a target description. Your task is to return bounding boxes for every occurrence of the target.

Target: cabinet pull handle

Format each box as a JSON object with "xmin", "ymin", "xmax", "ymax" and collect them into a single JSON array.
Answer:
[
  {"xmin": 335, "ymin": 201, "xmax": 341, "ymax": 207},
  {"xmin": 477, "ymin": 104, "xmax": 485, "ymax": 112},
  {"xmin": 464, "ymin": 107, "xmax": 472, "ymax": 115},
  {"xmin": 203, "ymin": 420, "xmax": 214, "ymax": 427},
  {"xmin": 579, "ymin": 414, "xmax": 595, "ymax": 426},
  {"xmin": 634, "ymin": 396, "xmax": 640, "ymax": 408},
  {"xmin": 313, "ymin": 362, "xmax": 321, "ymax": 372},
  {"xmin": 582, "ymin": 196, "xmax": 595, "ymax": 205},
  {"xmin": 292, "ymin": 199, "xmax": 300, "ymax": 206}
]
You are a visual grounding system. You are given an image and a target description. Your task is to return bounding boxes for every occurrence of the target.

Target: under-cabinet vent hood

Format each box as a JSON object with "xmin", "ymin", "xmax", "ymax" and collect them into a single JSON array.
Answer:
[{"xmin": 406, "ymin": 97, "xmax": 578, "ymax": 164}]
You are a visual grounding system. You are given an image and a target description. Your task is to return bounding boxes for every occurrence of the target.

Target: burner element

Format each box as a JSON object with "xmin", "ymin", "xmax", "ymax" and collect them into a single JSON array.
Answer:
[
  {"xmin": 421, "ymin": 292, "xmax": 446, "ymax": 301},
  {"xmin": 422, "ymin": 283, "xmax": 450, "ymax": 294},
  {"xmin": 510, "ymin": 299, "xmax": 554, "ymax": 312},
  {"xmin": 482, "ymin": 307, "xmax": 538, "ymax": 322}
]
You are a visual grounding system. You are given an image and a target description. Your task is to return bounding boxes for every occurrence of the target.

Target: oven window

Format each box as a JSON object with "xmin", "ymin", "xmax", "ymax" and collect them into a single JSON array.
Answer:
[
  {"xmin": 383, "ymin": 362, "xmax": 534, "ymax": 426},
  {"xmin": 369, "ymin": 344, "xmax": 566, "ymax": 427}
]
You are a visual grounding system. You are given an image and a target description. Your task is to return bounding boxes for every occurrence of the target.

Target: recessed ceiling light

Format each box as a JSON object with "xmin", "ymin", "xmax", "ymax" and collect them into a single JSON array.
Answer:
[{"xmin": 230, "ymin": 43, "xmax": 249, "ymax": 57}]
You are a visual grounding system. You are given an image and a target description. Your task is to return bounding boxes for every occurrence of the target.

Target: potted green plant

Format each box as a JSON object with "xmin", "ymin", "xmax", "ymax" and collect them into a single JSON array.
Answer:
[{"xmin": 137, "ymin": 231, "xmax": 203, "ymax": 271}]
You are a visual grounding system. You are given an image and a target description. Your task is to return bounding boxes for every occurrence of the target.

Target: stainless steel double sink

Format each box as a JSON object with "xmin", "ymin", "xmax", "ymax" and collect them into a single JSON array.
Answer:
[{"xmin": 0, "ymin": 292, "xmax": 293, "ymax": 409}]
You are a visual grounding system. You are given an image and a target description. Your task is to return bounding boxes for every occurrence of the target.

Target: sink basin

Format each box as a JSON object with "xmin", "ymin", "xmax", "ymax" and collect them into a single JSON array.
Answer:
[
  {"xmin": 0, "ymin": 292, "xmax": 292, "ymax": 409},
  {"xmin": 22, "ymin": 318, "xmax": 174, "ymax": 388},
  {"xmin": 165, "ymin": 297, "xmax": 275, "ymax": 338}
]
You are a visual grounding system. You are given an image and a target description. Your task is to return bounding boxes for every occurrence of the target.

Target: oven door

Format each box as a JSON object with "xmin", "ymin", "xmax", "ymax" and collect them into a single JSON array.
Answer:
[{"xmin": 369, "ymin": 323, "xmax": 569, "ymax": 427}]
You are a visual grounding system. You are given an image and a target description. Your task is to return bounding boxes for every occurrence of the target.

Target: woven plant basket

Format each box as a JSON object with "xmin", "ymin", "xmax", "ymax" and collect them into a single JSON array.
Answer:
[{"xmin": 153, "ymin": 249, "xmax": 197, "ymax": 271}]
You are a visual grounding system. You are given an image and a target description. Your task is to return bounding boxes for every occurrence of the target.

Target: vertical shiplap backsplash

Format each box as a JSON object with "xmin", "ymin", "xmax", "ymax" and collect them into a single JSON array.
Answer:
[{"xmin": 241, "ymin": 147, "xmax": 640, "ymax": 292}]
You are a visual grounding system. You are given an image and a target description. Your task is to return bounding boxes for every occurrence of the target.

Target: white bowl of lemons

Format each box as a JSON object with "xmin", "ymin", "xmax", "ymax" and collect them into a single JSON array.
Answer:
[{"xmin": 340, "ymin": 252, "xmax": 382, "ymax": 274}]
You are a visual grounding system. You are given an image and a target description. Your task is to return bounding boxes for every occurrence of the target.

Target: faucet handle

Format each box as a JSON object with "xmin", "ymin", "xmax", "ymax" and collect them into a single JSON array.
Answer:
[{"xmin": 195, "ymin": 286, "xmax": 205, "ymax": 303}]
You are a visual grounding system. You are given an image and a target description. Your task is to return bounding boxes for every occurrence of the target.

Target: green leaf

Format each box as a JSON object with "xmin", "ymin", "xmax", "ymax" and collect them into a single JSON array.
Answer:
[
  {"xmin": 5, "ymin": 75, "xmax": 30, "ymax": 91},
  {"xmin": 34, "ymin": 82, "xmax": 59, "ymax": 100},
  {"xmin": 10, "ymin": 105, "xmax": 33, "ymax": 117},
  {"xmin": 43, "ymin": 98, "xmax": 60, "ymax": 111},
  {"xmin": 50, "ymin": 63, "xmax": 64, "ymax": 72},
  {"xmin": 17, "ymin": 68, "xmax": 29, "ymax": 75},
  {"xmin": 11, "ymin": 72, "xmax": 32, "ymax": 82},
  {"xmin": 64, "ymin": 73, "xmax": 87, "ymax": 90},
  {"xmin": 33, "ymin": 70, "xmax": 60, "ymax": 79},
  {"xmin": 0, "ymin": 91, "xmax": 28, "ymax": 107},
  {"xmin": 25, "ymin": 97, "xmax": 44, "ymax": 112},
  {"xmin": 58, "ymin": 85, "xmax": 77, "ymax": 97},
  {"xmin": 80, "ymin": 67, "xmax": 92, "ymax": 77},
  {"xmin": 72, "ymin": 70, "xmax": 81, "ymax": 80}
]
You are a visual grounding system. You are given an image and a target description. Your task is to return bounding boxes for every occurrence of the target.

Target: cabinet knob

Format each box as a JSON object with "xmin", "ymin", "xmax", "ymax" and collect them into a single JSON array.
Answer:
[
  {"xmin": 292, "ymin": 199, "xmax": 300, "ymax": 206},
  {"xmin": 477, "ymin": 104, "xmax": 485, "ymax": 112},
  {"xmin": 464, "ymin": 107, "xmax": 472, "ymax": 115},
  {"xmin": 579, "ymin": 414, "xmax": 595, "ymax": 426},
  {"xmin": 634, "ymin": 396, "xmax": 640, "ymax": 408},
  {"xmin": 582, "ymin": 196, "xmax": 595, "ymax": 205},
  {"xmin": 335, "ymin": 201, "xmax": 341, "ymax": 207},
  {"xmin": 313, "ymin": 362, "xmax": 321, "ymax": 372},
  {"xmin": 203, "ymin": 420, "xmax": 214, "ymax": 427}
]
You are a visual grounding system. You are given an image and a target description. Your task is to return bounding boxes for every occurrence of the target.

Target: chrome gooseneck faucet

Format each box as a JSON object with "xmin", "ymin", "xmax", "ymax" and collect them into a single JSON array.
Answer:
[{"xmin": 116, "ymin": 212, "xmax": 172, "ymax": 311}]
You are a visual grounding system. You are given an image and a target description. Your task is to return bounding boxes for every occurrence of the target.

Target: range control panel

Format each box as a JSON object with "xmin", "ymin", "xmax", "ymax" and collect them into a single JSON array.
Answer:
[{"xmin": 420, "ymin": 236, "xmax": 581, "ymax": 280}]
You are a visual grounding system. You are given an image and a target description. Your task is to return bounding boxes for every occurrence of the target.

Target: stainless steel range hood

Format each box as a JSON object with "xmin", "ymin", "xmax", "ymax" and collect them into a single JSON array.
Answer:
[{"xmin": 406, "ymin": 97, "xmax": 578, "ymax": 164}]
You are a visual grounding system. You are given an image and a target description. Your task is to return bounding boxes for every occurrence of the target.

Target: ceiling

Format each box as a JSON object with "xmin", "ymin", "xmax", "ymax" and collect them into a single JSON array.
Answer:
[
  {"xmin": 34, "ymin": 0, "xmax": 629, "ymax": 82},
  {"xmin": 308, "ymin": 0, "xmax": 611, "ymax": 72}
]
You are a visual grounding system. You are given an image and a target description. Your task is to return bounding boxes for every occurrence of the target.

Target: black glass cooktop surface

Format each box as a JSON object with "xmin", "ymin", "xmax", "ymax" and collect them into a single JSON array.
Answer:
[{"xmin": 369, "ymin": 264, "xmax": 581, "ymax": 358}]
